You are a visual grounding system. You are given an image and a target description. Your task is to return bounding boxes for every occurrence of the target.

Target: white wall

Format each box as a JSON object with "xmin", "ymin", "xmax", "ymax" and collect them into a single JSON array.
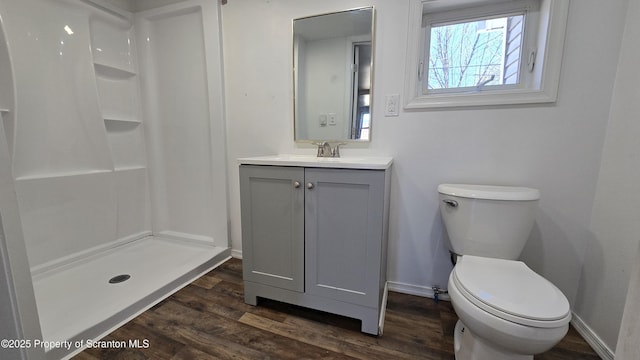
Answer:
[
  {"xmin": 103, "ymin": 0, "xmax": 133, "ymax": 12},
  {"xmin": 132, "ymin": 0, "xmax": 188, "ymax": 12},
  {"xmin": 101, "ymin": 0, "xmax": 191, "ymax": 12},
  {"xmin": 222, "ymin": 0, "xmax": 628, "ymax": 345},
  {"xmin": 616, "ymin": 244, "xmax": 640, "ymax": 359},
  {"xmin": 578, "ymin": 0, "xmax": 640, "ymax": 351}
]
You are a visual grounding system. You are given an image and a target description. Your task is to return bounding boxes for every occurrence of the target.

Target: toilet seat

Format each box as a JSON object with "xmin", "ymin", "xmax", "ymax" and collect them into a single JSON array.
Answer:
[{"xmin": 452, "ymin": 255, "xmax": 571, "ymax": 328}]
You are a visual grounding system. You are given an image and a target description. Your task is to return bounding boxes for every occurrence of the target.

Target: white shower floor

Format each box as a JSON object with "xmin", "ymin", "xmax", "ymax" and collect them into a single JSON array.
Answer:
[{"xmin": 31, "ymin": 236, "xmax": 229, "ymax": 359}]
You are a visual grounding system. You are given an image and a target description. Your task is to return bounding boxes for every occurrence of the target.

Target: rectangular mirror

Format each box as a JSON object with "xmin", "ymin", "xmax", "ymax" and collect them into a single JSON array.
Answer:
[{"xmin": 293, "ymin": 7, "xmax": 374, "ymax": 142}]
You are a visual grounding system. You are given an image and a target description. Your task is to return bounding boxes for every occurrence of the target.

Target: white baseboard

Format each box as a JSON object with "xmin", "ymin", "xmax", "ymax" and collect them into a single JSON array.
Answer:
[
  {"xmin": 571, "ymin": 312, "xmax": 614, "ymax": 360},
  {"xmin": 231, "ymin": 248, "xmax": 243, "ymax": 259},
  {"xmin": 387, "ymin": 281, "xmax": 451, "ymax": 302},
  {"xmin": 379, "ymin": 282, "xmax": 389, "ymax": 335}
]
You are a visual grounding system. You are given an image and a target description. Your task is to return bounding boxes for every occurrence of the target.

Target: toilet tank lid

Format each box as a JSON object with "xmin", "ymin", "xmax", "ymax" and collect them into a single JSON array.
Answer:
[{"xmin": 438, "ymin": 184, "xmax": 540, "ymax": 201}]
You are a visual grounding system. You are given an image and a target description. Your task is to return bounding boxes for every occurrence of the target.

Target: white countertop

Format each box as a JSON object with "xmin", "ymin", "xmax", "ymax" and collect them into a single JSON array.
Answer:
[{"xmin": 238, "ymin": 154, "xmax": 393, "ymax": 170}]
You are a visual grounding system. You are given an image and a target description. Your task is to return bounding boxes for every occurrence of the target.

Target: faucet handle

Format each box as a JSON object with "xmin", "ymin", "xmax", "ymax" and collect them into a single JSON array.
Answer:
[
  {"xmin": 332, "ymin": 143, "xmax": 347, "ymax": 158},
  {"xmin": 312, "ymin": 142, "xmax": 326, "ymax": 157}
]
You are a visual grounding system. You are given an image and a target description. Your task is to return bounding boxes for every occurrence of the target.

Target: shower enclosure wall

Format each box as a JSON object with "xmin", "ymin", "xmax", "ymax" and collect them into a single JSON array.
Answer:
[{"xmin": 0, "ymin": 0, "xmax": 229, "ymax": 358}]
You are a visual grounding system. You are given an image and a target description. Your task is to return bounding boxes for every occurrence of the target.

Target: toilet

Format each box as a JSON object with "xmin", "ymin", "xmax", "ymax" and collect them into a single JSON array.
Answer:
[{"xmin": 438, "ymin": 184, "xmax": 571, "ymax": 360}]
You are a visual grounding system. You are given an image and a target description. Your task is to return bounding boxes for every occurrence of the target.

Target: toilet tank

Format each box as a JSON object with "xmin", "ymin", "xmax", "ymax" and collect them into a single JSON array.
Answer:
[{"xmin": 438, "ymin": 184, "xmax": 540, "ymax": 260}]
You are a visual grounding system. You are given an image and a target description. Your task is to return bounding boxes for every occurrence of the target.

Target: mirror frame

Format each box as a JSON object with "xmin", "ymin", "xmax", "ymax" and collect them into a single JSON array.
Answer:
[{"xmin": 292, "ymin": 6, "xmax": 375, "ymax": 144}]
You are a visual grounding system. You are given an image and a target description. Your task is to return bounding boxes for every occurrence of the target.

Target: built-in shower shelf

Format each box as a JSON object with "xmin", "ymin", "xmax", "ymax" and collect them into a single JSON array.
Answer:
[
  {"xmin": 114, "ymin": 166, "xmax": 146, "ymax": 172},
  {"xmin": 15, "ymin": 169, "xmax": 113, "ymax": 181},
  {"xmin": 104, "ymin": 117, "xmax": 141, "ymax": 125},
  {"xmin": 94, "ymin": 62, "xmax": 136, "ymax": 79}
]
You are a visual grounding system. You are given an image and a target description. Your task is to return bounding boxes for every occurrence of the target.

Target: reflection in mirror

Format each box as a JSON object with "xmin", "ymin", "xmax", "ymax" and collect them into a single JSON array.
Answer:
[{"xmin": 293, "ymin": 7, "xmax": 374, "ymax": 142}]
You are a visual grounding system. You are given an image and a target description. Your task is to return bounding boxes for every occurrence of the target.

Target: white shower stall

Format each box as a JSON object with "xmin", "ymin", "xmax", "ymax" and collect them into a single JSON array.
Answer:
[{"xmin": 0, "ymin": 0, "xmax": 229, "ymax": 358}]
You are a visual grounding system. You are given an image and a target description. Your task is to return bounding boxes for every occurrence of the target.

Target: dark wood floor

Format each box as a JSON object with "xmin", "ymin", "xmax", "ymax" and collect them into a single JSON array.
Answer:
[{"xmin": 75, "ymin": 258, "xmax": 600, "ymax": 360}]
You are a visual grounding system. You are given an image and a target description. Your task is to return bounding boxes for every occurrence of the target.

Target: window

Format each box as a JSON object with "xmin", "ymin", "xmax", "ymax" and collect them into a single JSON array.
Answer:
[
  {"xmin": 404, "ymin": 0, "xmax": 570, "ymax": 109},
  {"xmin": 425, "ymin": 13, "xmax": 525, "ymax": 92}
]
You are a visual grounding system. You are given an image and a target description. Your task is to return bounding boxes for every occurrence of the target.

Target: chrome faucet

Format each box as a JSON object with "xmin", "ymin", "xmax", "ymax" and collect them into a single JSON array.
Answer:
[
  {"xmin": 319, "ymin": 141, "xmax": 332, "ymax": 157},
  {"xmin": 314, "ymin": 141, "xmax": 346, "ymax": 158},
  {"xmin": 331, "ymin": 143, "xmax": 346, "ymax": 157}
]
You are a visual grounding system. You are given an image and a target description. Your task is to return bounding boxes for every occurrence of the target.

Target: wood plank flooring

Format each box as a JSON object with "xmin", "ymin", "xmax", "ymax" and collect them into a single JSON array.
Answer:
[{"xmin": 75, "ymin": 258, "xmax": 600, "ymax": 360}]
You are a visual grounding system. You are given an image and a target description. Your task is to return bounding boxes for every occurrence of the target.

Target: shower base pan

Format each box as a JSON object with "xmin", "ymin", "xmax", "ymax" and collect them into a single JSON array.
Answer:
[{"xmin": 31, "ymin": 236, "xmax": 230, "ymax": 359}]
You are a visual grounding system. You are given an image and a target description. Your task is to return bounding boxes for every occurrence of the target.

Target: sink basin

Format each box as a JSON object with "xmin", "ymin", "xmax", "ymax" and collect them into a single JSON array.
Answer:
[{"xmin": 238, "ymin": 154, "xmax": 392, "ymax": 170}]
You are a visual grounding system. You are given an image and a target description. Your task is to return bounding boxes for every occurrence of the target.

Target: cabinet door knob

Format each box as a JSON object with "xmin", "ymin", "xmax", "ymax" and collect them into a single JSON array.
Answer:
[
  {"xmin": 293, "ymin": 181, "xmax": 301, "ymax": 188},
  {"xmin": 306, "ymin": 182, "xmax": 314, "ymax": 189}
]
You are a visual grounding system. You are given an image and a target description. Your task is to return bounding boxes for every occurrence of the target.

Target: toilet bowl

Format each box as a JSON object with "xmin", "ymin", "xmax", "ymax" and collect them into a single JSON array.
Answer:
[
  {"xmin": 448, "ymin": 255, "xmax": 571, "ymax": 360},
  {"xmin": 437, "ymin": 184, "xmax": 572, "ymax": 359}
]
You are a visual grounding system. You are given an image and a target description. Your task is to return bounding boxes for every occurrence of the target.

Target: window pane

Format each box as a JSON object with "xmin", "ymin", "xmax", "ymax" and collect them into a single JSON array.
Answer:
[{"xmin": 426, "ymin": 14, "xmax": 524, "ymax": 91}]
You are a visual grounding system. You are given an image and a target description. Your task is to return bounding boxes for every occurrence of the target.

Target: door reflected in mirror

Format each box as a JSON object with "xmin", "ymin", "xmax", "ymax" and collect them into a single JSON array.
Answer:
[{"xmin": 293, "ymin": 7, "xmax": 374, "ymax": 142}]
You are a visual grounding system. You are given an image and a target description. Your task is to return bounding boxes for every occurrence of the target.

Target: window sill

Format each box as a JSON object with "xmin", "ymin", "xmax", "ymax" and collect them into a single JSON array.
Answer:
[{"xmin": 404, "ymin": 88, "xmax": 557, "ymax": 109}]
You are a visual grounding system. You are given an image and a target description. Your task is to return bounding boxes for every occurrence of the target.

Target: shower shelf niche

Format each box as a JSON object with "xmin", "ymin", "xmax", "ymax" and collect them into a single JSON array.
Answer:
[
  {"xmin": 95, "ymin": 71, "xmax": 140, "ymax": 124},
  {"xmin": 14, "ymin": 169, "xmax": 113, "ymax": 182},
  {"xmin": 114, "ymin": 165, "xmax": 146, "ymax": 172},
  {"xmin": 103, "ymin": 119, "xmax": 146, "ymax": 170},
  {"xmin": 104, "ymin": 117, "xmax": 141, "ymax": 125},
  {"xmin": 94, "ymin": 62, "xmax": 136, "ymax": 78},
  {"xmin": 14, "ymin": 167, "xmax": 146, "ymax": 181},
  {"xmin": 91, "ymin": 17, "xmax": 145, "ymax": 172}
]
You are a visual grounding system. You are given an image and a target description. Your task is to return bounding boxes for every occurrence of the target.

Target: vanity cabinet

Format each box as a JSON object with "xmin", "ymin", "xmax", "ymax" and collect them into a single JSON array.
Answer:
[{"xmin": 239, "ymin": 162, "xmax": 391, "ymax": 335}]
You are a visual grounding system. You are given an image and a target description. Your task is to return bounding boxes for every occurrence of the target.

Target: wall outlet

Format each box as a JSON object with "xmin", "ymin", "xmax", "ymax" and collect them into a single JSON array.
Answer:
[{"xmin": 384, "ymin": 94, "xmax": 400, "ymax": 117}]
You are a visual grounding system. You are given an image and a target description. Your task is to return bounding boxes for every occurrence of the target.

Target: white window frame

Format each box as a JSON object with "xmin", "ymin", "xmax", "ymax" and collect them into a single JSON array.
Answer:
[
  {"xmin": 403, "ymin": 0, "xmax": 570, "ymax": 109},
  {"xmin": 422, "ymin": 2, "xmax": 536, "ymax": 94}
]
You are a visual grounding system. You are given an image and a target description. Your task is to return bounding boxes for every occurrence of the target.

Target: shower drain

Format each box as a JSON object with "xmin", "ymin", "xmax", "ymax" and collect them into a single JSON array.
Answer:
[{"xmin": 108, "ymin": 274, "xmax": 131, "ymax": 284}]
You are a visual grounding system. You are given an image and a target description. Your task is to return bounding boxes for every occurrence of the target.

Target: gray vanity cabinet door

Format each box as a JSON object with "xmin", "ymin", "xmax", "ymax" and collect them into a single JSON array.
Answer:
[
  {"xmin": 304, "ymin": 168, "xmax": 385, "ymax": 307},
  {"xmin": 240, "ymin": 165, "xmax": 304, "ymax": 292}
]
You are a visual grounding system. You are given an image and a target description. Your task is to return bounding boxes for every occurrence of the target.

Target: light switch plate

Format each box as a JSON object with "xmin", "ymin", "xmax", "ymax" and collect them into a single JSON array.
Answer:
[
  {"xmin": 319, "ymin": 114, "xmax": 327, "ymax": 126},
  {"xmin": 384, "ymin": 94, "xmax": 400, "ymax": 117}
]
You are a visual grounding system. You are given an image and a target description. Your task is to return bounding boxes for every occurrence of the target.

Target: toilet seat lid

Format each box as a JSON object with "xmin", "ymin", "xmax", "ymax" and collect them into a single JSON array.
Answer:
[{"xmin": 454, "ymin": 255, "xmax": 570, "ymax": 325}]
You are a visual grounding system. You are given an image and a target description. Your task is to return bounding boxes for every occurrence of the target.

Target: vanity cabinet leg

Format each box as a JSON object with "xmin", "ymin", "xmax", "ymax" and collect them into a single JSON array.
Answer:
[
  {"xmin": 243, "ymin": 283, "xmax": 258, "ymax": 306},
  {"xmin": 361, "ymin": 310, "xmax": 381, "ymax": 335}
]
